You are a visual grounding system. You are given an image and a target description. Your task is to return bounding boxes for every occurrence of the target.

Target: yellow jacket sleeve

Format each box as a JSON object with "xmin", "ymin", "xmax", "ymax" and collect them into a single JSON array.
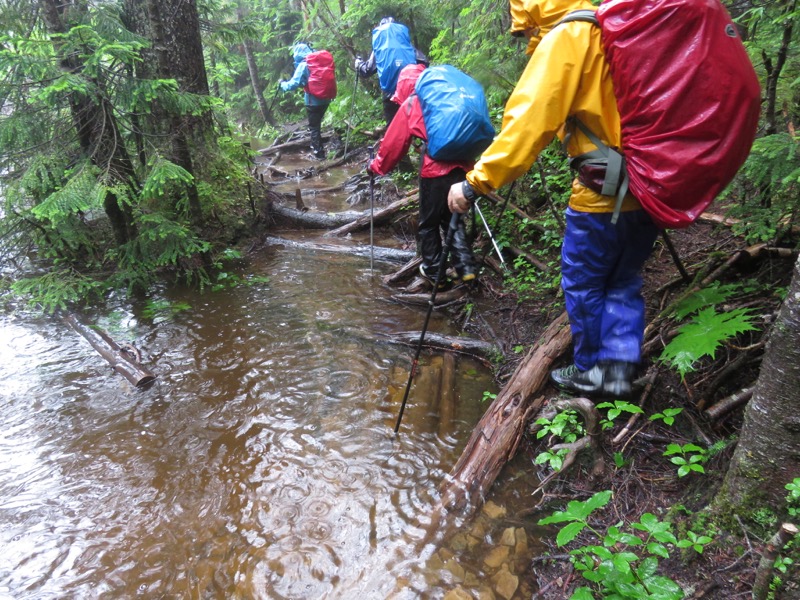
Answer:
[{"xmin": 467, "ymin": 21, "xmax": 640, "ymax": 213}]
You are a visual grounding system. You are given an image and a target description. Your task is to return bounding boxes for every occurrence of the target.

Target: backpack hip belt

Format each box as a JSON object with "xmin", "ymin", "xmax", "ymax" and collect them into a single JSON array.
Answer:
[{"xmin": 565, "ymin": 116, "xmax": 630, "ymax": 224}]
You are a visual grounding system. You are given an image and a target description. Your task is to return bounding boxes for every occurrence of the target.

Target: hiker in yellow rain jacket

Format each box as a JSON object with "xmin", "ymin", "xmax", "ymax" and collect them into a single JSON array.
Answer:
[{"xmin": 448, "ymin": 0, "xmax": 660, "ymax": 397}]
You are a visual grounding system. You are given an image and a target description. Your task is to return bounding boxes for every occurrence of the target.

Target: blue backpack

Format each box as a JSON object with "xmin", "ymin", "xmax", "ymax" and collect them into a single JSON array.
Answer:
[
  {"xmin": 372, "ymin": 22, "xmax": 416, "ymax": 94},
  {"xmin": 415, "ymin": 65, "xmax": 495, "ymax": 161}
]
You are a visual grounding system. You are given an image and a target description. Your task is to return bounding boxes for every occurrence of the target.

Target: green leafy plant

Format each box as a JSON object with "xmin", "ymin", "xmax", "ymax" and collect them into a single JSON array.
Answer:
[
  {"xmin": 481, "ymin": 391, "xmax": 497, "ymax": 404},
  {"xmin": 663, "ymin": 443, "xmax": 708, "ymax": 477},
  {"xmin": 659, "ymin": 307, "xmax": 757, "ymax": 379},
  {"xmin": 533, "ymin": 410, "xmax": 584, "ymax": 470},
  {"xmin": 785, "ymin": 478, "xmax": 800, "ymax": 519},
  {"xmin": 539, "ymin": 492, "xmax": 686, "ymax": 599},
  {"xmin": 649, "ymin": 408, "xmax": 683, "ymax": 426},
  {"xmin": 676, "ymin": 530, "xmax": 714, "ymax": 554},
  {"xmin": 596, "ymin": 400, "xmax": 644, "ymax": 430}
]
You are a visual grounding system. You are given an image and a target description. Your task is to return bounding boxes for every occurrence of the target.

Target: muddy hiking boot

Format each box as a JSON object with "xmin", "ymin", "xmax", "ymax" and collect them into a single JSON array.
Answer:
[
  {"xmin": 459, "ymin": 265, "xmax": 477, "ymax": 284},
  {"xmin": 550, "ymin": 361, "xmax": 636, "ymax": 397},
  {"xmin": 419, "ymin": 264, "xmax": 451, "ymax": 291}
]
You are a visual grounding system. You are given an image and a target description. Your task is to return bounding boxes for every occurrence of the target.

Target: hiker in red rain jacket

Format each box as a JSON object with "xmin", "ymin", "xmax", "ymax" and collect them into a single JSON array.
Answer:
[{"xmin": 368, "ymin": 64, "xmax": 477, "ymax": 287}]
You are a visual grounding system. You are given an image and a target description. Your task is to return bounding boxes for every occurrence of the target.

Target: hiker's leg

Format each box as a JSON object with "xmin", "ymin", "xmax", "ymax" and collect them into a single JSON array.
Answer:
[
  {"xmin": 418, "ymin": 176, "xmax": 441, "ymax": 274},
  {"xmin": 382, "ymin": 96, "xmax": 399, "ymax": 126},
  {"xmin": 561, "ymin": 208, "xmax": 616, "ymax": 372},
  {"xmin": 598, "ymin": 209, "xmax": 659, "ymax": 364},
  {"xmin": 435, "ymin": 170, "xmax": 475, "ymax": 278},
  {"xmin": 307, "ymin": 104, "xmax": 326, "ymax": 156}
]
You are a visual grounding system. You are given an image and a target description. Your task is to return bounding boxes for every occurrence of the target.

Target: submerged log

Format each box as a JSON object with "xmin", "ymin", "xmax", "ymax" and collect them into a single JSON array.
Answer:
[
  {"xmin": 385, "ymin": 331, "xmax": 499, "ymax": 363},
  {"xmin": 323, "ymin": 194, "xmax": 418, "ymax": 237},
  {"xmin": 257, "ymin": 130, "xmax": 336, "ymax": 155},
  {"xmin": 263, "ymin": 235, "xmax": 416, "ymax": 263},
  {"xmin": 267, "ymin": 201, "xmax": 365, "ymax": 229},
  {"xmin": 437, "ymin": 310, "xmax": 571, "ymax": 515},
  {"xmin": 392, "ymin": 284, "xmax": 469, "ymax": 306},
  {"xmin": 63, "ymin": 313, "xmax": 156, "ymax": 388}
]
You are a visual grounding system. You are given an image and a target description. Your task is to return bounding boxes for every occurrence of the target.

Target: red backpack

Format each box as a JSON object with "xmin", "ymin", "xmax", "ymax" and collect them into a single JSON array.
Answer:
[
  {"xmin": 564, "ymin": 0, "xmax": 761, "ymax": 229},
  {"xmin": 304, "ymin": 50, "xmax": 337, "ymax": 100}
]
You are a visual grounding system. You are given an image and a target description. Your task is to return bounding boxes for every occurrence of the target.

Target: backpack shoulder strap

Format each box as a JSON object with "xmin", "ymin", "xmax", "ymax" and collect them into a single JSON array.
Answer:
[{"xmin": 558, "ymin": 9, "xmax": 599, "ymax": 27}]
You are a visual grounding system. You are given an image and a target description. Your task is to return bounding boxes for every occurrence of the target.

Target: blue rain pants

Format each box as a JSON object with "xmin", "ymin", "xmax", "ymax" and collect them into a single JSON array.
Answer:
[{"xmin": 561, "ymin": 207, "xmax": 660, "ymax": 372}]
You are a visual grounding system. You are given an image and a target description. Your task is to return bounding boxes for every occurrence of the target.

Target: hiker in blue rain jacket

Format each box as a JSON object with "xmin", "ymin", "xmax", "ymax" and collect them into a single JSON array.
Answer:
[
  {"xmin": 355, "ymin": 17, "xmax": 428, "ymax": 125},
  {"xmin": 280, "ymin": 43, "xmax": 331, "ymax": 159}
]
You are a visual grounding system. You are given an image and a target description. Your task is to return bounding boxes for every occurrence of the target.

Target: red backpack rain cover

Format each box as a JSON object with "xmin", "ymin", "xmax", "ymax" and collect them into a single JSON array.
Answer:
[
  {"xmin": 304, "ymin": 50, "xmax": 337, "ymax": 100},
  {"xmin": 597, "ymin": 0, "xmax": 761, "ymax": 228}
]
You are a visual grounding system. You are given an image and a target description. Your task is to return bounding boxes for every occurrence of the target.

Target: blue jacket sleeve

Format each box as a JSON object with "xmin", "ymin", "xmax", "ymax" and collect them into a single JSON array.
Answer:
[{"xmin": 281, "ymin": 62, "xmax": 309, "ymax": 92}]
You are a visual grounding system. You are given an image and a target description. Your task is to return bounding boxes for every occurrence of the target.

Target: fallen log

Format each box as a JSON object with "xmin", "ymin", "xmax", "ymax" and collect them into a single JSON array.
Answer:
[
  {"xmin": 384, "ymin": 331, "xmax": 499, "ymax": 363},
  {"xmin": 257, "ymin": 130, "xmax": 336, "ymax": 155},
  {"xmin": 267, "ymin": 201, "xmax": 365, "ymax": 229},
  {"xmin": 504, "ymin": 244, "xmax": 549, "ymax": 272},
  {"xmin": 323, "ymin": 194, "xmax": 418, "ymax": 237},
  {"xmin": 383, "ymin": 256, "xmax": 423, "ymax": 286},
  {"xmin": 63, "ymin": 313, "xmax": 156, "ymax": 388},
  {"xmin": 392, "ymin": 284, "xmax": 469, "ymax": 306},
  {"xmin": 437, "ymin": 310, "xmax": 571, "ymax": 515},
  {"xmin": 263, "ymin": 235, "xmax": 416, "ymax": 263}
]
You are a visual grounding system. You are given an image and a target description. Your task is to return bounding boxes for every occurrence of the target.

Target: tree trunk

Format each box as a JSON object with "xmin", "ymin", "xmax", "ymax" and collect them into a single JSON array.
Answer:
[
  {"xmin": 436, "ymin": 311, "xmax": 572, "ymax": 514},
  {"xmin": 145, "ymin": 0, "xmax": 207, "ymax": 224},
  {"xmin": 243, "ymin": 38, "xmax": 275, "ymax": 125},
  {"xmin": 40, "ymin": 0, "xmax": 138, "ymax": 245},
  {"xmin": 714, "ymin": 253, "xmax": 800, "ymax": 520}
]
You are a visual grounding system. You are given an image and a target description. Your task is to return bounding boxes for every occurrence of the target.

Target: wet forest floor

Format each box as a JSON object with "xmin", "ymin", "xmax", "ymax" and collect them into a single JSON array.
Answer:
[
  {"xmin": 246, "ymin": 138, "xmax": 800, "ymax": 599},
  {"xmin": 455, "ymin": 211, "xmax": 800, "ymax": 598}
]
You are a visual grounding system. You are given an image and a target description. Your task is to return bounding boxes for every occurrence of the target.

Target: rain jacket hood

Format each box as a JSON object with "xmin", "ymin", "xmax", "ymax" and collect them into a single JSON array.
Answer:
[
  {"xmin": 510, "ymin": 0, "xmax": 595, "ymax": 54},
  {"xmin": 292, "ymin": 43, "xmax": 313, "ymax": 66},
  {"xmin": 390, "ymin": 63, "xmax": 426, "ymax": 104}
]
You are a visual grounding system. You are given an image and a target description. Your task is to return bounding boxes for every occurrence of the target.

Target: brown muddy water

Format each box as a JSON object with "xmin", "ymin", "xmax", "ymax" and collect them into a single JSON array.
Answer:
[{"xmin": 0, "ymin": 154, "xmax": 546, "ymax": 599}]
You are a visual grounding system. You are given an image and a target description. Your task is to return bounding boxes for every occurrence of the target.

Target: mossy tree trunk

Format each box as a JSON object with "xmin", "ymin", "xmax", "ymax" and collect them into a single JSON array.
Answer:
[
  {"xmin": 41, "ymin": 0, "xmax": 139, "ymax": 246},
  {"xmin": 715, "ymin": 254, "xmax": 800, "ymax": 520},
  {"xmin": 145, "ymin": 0, "xmax": 213, "ymax": 225}
]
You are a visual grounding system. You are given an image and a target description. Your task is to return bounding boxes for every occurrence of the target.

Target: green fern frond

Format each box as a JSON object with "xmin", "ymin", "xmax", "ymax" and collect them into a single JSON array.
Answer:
[
  {"xmin": 11, "ymin": 269, "xmax": 107, "ymax": 313},
  {"xmin": 117, "ymin": 212, "xmax": 210, "ymax": 272},
  {"xmin": 140, "ymin": 157, "xmax": 194, "ymax": 203},
  {"xmin": 672, "ymin": 283, "xmax": 745, "ymax": 320},
  {"xmin": 32, "ymin": 165, "xmax": 103, "ymax": 221},
  {"xmin": 659, "ymin": 308, "xmax": 758, "ymax": 380}
]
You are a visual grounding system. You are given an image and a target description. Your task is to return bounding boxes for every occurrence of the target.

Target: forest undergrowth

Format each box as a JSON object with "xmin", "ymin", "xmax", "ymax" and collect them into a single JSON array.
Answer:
[{"xmin": 457, "ymin": 215, "xmax": 800, "ymax": 599}]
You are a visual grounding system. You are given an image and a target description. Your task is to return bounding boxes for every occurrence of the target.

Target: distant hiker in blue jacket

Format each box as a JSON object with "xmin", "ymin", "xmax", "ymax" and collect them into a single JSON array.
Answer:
[
  {"xmin": 280, "ymin": 42, "xmax": 337, "ymax": 159},
  {"xmin": 355, "ymin": 17, "xmax": 428, "ymax": 125}
]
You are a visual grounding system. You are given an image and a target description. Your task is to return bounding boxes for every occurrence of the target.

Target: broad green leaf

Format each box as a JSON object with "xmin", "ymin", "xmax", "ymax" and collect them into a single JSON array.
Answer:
[
  {"xmin": 556, "ymin": 521, "xmax": 586, "ymax": 546},
  {"xmin": 671, "ymin": 283, "xmax": 740, "ymax": 320},
  {"xmin": 659, "ymin": 307, "xmax": 757, "ymax": 379},
  {"xmin": 569, "ymin": 587, "xmax": 595, "ymax": 600}
]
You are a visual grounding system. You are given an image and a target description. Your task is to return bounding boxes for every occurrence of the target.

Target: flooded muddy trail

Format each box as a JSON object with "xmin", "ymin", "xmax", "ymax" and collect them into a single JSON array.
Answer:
[{"xmin": 0, "ymin": 150, "xmax": 546, "ymax": 599}]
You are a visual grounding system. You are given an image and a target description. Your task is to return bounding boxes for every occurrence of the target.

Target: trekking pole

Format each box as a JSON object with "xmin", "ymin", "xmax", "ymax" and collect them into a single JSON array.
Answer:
[
  {"xmin": 492, "ymin": 181, "xmax": 515, "ymax": 223},
  {"xmin": 266, "ymin": 81, "xmax": 282, "ymax": 116},
  {"xmin": 473, "ymin": 199, "xmax": 505, "ymax": 265},
  {"xmin": 368, "ymin": 145, "xmax": 375, "ymax": 274},
  {"xmin": 343, "ymin": 61, "xmax": 360, "ymax": 158},
  {"xmin": 661, "ymin": 230, "xmax": 690, "ymax": 282},
  {"xmin": 394, "ymin": 211, "xmax": 461, "ymax": 434}
]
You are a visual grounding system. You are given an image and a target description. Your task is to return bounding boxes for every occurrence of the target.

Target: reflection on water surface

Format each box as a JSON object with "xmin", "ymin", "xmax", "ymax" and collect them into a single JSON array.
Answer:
[{"xmin": 0, "ymin": 165, "xmax": 543, "ymax": 599}]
